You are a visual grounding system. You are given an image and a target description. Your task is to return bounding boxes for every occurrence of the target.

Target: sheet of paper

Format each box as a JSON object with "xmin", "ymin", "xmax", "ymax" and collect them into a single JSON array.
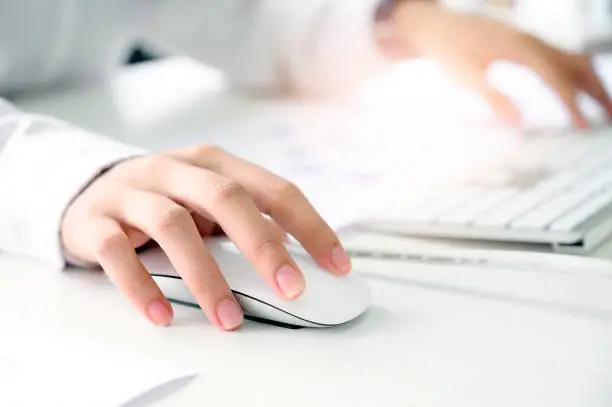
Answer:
[
  {"xmin": 204, "ymin": 113, "xmax": 403, "ymax": 230},
  {"xmin": 0, "ymin": 318, "xmax": 197, "ymax": 407}
]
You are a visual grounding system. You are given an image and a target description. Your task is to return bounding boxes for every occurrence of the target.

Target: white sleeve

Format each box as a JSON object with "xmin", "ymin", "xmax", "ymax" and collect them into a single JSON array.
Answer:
[
  {"xmin": 138, "ymin": 0, "xmax": 389, "ymax": 97},
  {"xmin": 0, "ymin": 99, "xmax": 147, "ymax": 269}
]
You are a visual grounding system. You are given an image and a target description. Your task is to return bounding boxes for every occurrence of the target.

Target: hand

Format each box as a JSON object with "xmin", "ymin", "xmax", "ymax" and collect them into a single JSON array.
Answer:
[
  {"xmin": 61, "ymin": 145, "xmax": 352, "ymax": 330},
  {"xmin": 389, "ymin": 3, "xmax": 612, "ymax": 128}
]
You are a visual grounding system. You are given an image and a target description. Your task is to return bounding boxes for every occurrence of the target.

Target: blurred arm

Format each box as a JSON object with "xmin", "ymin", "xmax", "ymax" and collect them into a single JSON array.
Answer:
[{"xmin": 138, "ymin": 0, "xmax": 390, "ymax": 97}]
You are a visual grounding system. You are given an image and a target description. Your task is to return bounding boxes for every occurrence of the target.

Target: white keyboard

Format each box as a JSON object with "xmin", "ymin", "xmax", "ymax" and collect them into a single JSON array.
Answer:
[{"xmin": 362, "ymin": 126, "xmax": 612, "ymax": 253}]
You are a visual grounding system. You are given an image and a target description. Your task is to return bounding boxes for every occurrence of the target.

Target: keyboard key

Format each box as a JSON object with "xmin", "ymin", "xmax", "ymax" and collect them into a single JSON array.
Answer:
[
  {"xmin": 535, "ymin": 153, "xmax": 612, "ymax": 194},
  {"xmin": 572, "ymin": 168, "xmax": 612, "ymax": 194},
  {"xmin": 556, "ymin": 135, "xmax": 612, "ymax": 170},
  {"xmin": 472, "ymin": 189, "xmax": 553, "ymax": 227},
  {"xmin": 510, "ymin": 191, "xmax": 594, "ymax": 230},
  {"xmin": 402, "ymin": 188, "xmax": 481, "ymax": 223},
  {"xmin": 437, "ymin": 190, "xmax": 516, "ymax": 225},
  {"xmin": 380, "ymin": 192, "xmax": 439, "ymax": 221},
  {"xmin": 550, "ymin": 189, "xmax": 612, "ymax": 232}
]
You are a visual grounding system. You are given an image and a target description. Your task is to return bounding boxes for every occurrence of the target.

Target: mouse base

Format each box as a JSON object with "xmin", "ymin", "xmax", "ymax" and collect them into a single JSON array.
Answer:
[
  {"xmin": 167, "ymin": 299, "xmax": 304, "ymax": 330},
  {"xmin": 243, "ymin": 315, "xmax": 304, "ymax": 330}
]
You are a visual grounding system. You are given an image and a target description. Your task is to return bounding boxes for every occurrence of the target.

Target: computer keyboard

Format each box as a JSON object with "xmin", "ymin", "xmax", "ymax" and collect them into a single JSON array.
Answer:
[{"xmin": 362, "ymin": 126, "xmax": 612, "ymax": 253}]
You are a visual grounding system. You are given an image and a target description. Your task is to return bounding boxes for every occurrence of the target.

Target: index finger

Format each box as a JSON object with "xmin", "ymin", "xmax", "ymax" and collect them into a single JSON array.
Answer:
[
  {"xmin": 526, "ymin": 52, "xmax": 589, "ymax": 128},
  {"xmin": 111, "ymin": 189, "xmax": 244, "ymax": 331},
  {"xmin": 576, "ymin": 60, "xmax": 612, "ymax": 119},
  {"xmin": 168, "ymin": 146, "xmax": 352, "ymax": 276}
]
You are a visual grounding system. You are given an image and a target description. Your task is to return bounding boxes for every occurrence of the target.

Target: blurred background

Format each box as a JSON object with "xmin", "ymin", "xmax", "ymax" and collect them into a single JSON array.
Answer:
[{"xmin": 125, "ymin": 0, "xmax": 612, "ymax": 68}]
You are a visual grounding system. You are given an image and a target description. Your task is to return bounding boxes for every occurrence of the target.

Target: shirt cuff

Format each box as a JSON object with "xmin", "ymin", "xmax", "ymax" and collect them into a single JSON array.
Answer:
[{"xmin": 0, "ymin": 116, "xmax": 147, "ymax": 269}]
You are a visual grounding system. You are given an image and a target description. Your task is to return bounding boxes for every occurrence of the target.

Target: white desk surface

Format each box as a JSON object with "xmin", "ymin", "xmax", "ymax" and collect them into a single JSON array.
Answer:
[{"xmin": 6, "ymin": 57, "xmax": 612, "ymax": 406}]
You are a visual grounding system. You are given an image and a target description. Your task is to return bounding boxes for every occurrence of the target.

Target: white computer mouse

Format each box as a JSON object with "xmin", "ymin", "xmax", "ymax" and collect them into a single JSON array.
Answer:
[{"xmin": 138, "ymin": 238, "xmax": 371, "ymax": 328}]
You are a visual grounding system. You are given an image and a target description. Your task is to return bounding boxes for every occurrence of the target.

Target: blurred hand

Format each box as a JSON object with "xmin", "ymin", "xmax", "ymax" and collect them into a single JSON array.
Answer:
[
  {"xmin": 389, "ymin": 3, "xmax": 612, "ymax": 128},
  {"xmin": 61, "ymin": 145, "xmax": 352, "ymax": 330}
]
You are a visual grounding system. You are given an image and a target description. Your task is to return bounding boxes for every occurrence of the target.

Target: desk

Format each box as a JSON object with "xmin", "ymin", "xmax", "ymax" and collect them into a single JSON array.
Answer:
[{"xmin": 5, "ymin": 58, "xmax": 612, "ymax": 406}]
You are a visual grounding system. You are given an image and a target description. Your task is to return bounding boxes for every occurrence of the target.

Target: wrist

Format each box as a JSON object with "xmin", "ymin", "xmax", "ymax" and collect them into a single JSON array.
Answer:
[
  {"xmin": 0, "ymin": 119, "xmax": 146, "ymax": 268},
  {"xmin": 374, "ymin": 0, "xmax": 440, "ymax": 59}
]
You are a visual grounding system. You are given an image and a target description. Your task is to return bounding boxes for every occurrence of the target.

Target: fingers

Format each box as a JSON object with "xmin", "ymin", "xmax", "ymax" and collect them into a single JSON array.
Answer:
[
  {"xmin": 168, "ymin": 146, "xmax": 352, "ymax": 275},
  {"xmin": 444, "ymin": 38, "xmax": 601, "ymax": 129},
  {"xmin": 107, "ymin": 187, "xmax": 244, "ymax": 331},
  {"xmin": 132, "ymin": 158, "xmax": 307, "ymax": 300},
  {"xmin": 200, "ymin": 215, "xmax": 289, "ymax": 242},
  {"xmin": 85, "ymin": 217, "xmax": 174, "ymax": 326},
  {"xmin": 515, "ymin": 46, "xmax": 594, "ymax": 129},
  {"xmin": 575, "ymin": 58, "xmax": 612, "ymax": 119},
  {"xmin": 264, "ymin": 217, "xmax": 289, "ymax": 243},
  {"xmin": 481, "ymin": 83, "xmax": 522, "ymax": 127},
  {"xmin": 191, "ymin": 213, "xmax": 217, "ymax": 236},
  {"xmin": 440, "ymin": 57, "xmax": 523, "ymax": 127},
  {"xmin": 502, "ymin": 35, "xmax": 595, "ymax": 128},
  {"xmin": 65, "ymin": 141, "xmax": 353, "ymax": 330},
  {"xmin": 536, "ymin": 59, "xmax": 589, "ymax": 128}
]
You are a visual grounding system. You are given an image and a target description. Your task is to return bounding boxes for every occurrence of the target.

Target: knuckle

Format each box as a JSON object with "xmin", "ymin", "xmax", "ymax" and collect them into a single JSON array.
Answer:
[
  {"xmin": 573, "ymin": 53, "xmax": 592, "ymax": 67},
  {"xmin": 211, "ymin": 181, "xmax": 247, "ymax": 205},
  {"xmin": 270, "ymin": 179, "xmax": 303, "ymax": 206},
  {"xmin": 150, "ymin": 203, "xmax": 191, "ymax": 233},
  {"xmin": 128, "ymin": 155, "xmax": 171, "ymax": 176},
  {"xmin": 253, "ymin": 236, "xmax": 285, "ymax": 258},
  {"xmin": 191, "ymin": 144, "xmax": 222, "ymax": 158},
  {"xmin": 185, "ymin": 144, "xmax": 224, "ymax": 170},
  {"xmin": 94, "ymin": 231, "xmax": 127, "ymax": 259}
]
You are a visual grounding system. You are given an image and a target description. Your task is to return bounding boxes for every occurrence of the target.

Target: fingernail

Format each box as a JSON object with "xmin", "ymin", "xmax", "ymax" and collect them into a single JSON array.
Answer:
[
  {"xmin": 331, "ymin": 246, "xmax": 352, "ymax": 274},
  {"xmin": 276, "ymin": 265, "xmax": 305, "ymax": 299},
  {"xmin": 216, "ymin": 298, "xmax": 244, "ymax": 331},
  {"xmin": 147, "ymin": 300, "xmax": 173, "ymax": 326}
]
